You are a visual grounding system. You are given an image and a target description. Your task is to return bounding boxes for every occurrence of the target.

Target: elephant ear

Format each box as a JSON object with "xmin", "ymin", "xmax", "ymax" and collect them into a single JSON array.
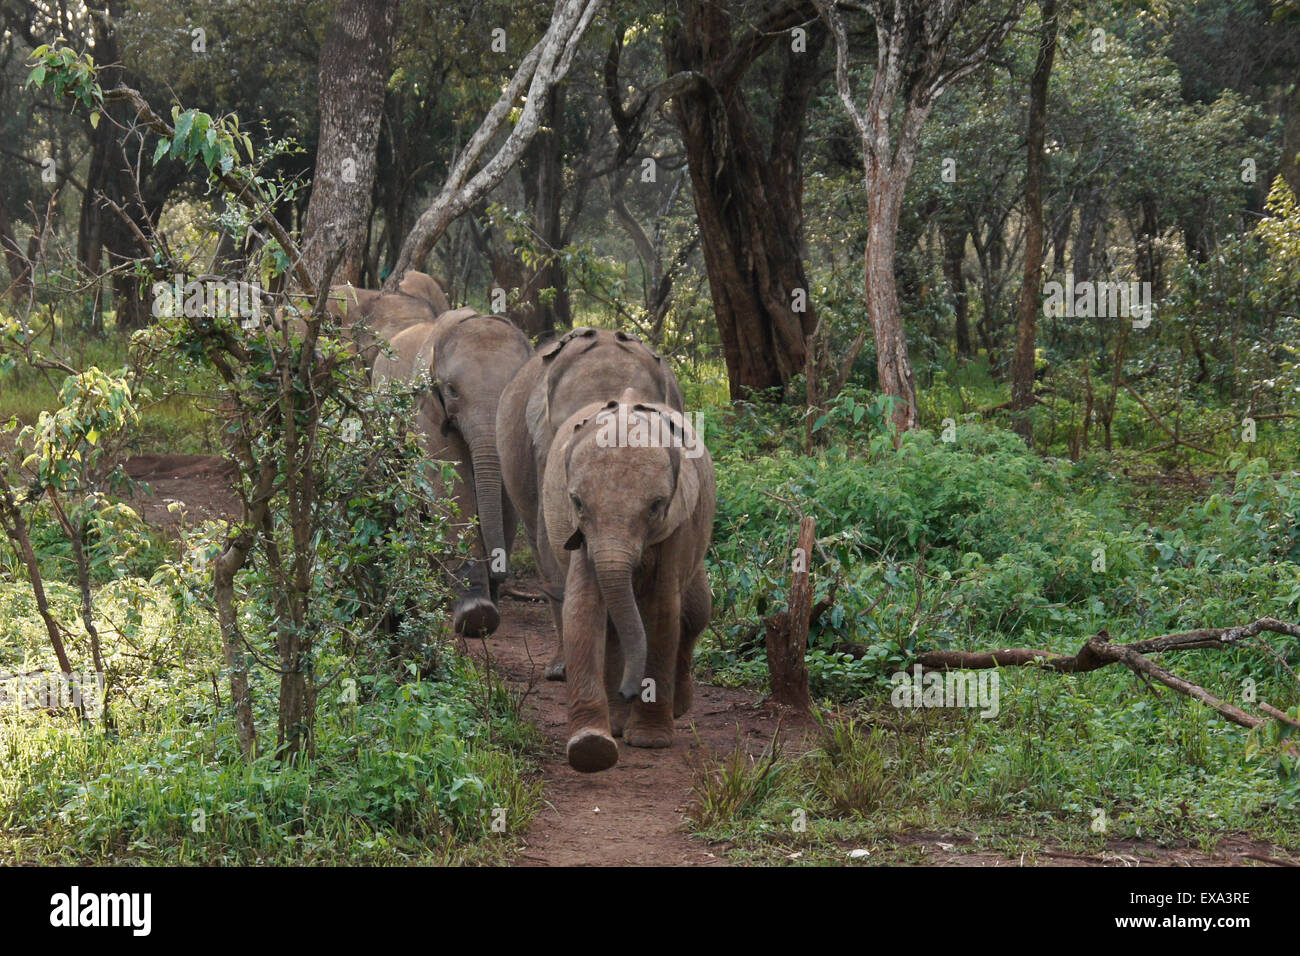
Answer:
[
  {"xmin": 541, "ymin": 420, "xmax": 586, "ymax": 558},
  {"xmin": 402, "ymin": 324, "xmax": 451, "ymax": 436},
  {"xmin": 645, "ymin": 406, "xmax": 701, "ymax": 542},
  {"xmin": 397, "ymin": 271, "xmax": 451, "ymax": 316}
]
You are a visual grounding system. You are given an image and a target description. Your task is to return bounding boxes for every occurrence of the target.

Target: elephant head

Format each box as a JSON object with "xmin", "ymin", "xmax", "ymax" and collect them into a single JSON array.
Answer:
[
  {"xmin": 545, "ymin": 399, "xmax": 708, "ymax": 702},
  {"xmin": 534, "ymin": 328, "xmax": 684, "ymax": 443},
  {"xmin": 395, "ymin": 271, "xmax": 451, "ymax": 316}
]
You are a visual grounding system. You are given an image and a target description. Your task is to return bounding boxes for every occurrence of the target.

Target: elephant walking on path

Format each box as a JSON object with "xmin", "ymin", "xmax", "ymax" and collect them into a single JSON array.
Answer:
[
  {"xmin": 539, "ymin": 397, "xmax": 715, "ymax": 772},
  {"xmin": 369, "ymin": 285, "xmax": 533, "ymax": 636},
  {"xmin": 496, "ymin": 327, "xmax": 685, "ymax": 679}
]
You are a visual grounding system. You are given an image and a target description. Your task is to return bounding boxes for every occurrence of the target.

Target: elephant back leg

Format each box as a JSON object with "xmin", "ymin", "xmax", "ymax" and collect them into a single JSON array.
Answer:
[
  {"xmin": 535, "ymin": 498, "xmax": 569, "ymax": 680},
  {"xmin": 604, "ymin": 620, "xmax": 629, "ymax": 737},
  {"xmin": 675, "ymin": 567, "xmax": 712, "ymax": 717}
]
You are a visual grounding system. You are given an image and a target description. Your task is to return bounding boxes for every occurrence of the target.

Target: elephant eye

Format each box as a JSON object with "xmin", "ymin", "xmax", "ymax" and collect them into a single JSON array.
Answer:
[
  {"xmin": 442, "ymin": 382, "xmax": 459, "ymax": 400},
  {"xmin": 570, "ymin": 493, "xmax": 583, "ymax": 513},
  {"xmin": 649, "ymin": 496, "xmax": 666, "ymax": 516}
]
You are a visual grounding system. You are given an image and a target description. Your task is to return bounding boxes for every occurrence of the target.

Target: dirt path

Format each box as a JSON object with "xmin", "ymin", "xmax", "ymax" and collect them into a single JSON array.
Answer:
[{"xmin": 474, "ymin": 592, "xmax": 797, "ymax": 866}]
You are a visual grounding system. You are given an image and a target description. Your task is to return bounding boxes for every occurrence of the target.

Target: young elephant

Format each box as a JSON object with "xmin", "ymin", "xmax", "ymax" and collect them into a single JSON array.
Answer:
[
  {"xmin": 373, "ymin": 308, "xmax": 534, "ymax": 636},
  {"xmin": 540, "ymin": 398, "xmax": 715, "ymax": 773},
  {"xmin": 496, "ymin": 328, "xmax": 685, "ymax": 680}
]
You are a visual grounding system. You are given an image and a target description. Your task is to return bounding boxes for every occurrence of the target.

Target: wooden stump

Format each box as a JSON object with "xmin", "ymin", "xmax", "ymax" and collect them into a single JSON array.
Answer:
[{"xmin": 764, "ymin": 515, "xmax": 814, "ymax": 713}]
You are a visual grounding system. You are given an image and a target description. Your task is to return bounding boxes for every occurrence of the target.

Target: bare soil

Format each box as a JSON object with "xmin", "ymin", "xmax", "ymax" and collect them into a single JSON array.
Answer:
[
  {"xmin": 471, "ymin": 593, "xmax": 804, "ymax": 866},
  {"xmin": 123, "ymin": 453, "xmax": 239, "ymax": 533}
]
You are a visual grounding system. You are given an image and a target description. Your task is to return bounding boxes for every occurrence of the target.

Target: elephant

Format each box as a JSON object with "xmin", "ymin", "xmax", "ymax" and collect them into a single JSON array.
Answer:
[
  {"xmin": 495, "ymin": 327, "xmax": 685, "ymax": 679},
  {"xmin": 373, "ymin": 307, "xmax": 534, "ymax": 636},
  {"xmin": 331, "ymin": 273, "xmax": 448, "ymax": 368},
  {"xmin": 539, "ymin": 397, "xmax": 715, "ymax": 772},
  {"xmin": 281, "ymin": 270, "xmax": 448, "ymax": 365}
]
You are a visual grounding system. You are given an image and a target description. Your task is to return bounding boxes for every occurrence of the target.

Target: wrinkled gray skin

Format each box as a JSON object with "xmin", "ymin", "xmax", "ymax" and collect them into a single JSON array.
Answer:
[
  {"xmin": 540, "ymin": 399, "xmax": 715, "ymax": 773},
  {"xmin": 496, "ymin": 328, "xmax": 684, "ymax": 678},
  {"xmin": 372, "ymin": 305, "xmax": 533, "ymax": 636}
]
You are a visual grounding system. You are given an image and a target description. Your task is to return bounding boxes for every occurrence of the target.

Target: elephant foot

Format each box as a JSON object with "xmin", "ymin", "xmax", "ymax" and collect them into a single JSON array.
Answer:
[
  {"xmin": 453, "ymin": 595, "xmax": 500, "ymax": 637},
  {"xmin": 566, "ymin": 728, "xmax": 619, "ymax": 773},
  {"xmin": 544, "ymin": 655, "xmax": 567, "ymax": 681},
  {"xmin": 623, "ymin": 723, "xmax": 674, "ymax": 749}
]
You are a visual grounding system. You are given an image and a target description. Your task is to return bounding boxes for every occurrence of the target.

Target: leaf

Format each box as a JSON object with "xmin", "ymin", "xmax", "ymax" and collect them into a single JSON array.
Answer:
[
  {"xmin": 89, "ymin": 110, "xmax": 99, "ymax": 129},
  {"xmin": 172, "ymin": 110, "xmax": 195, "ymax": 155},
  {"xmin": 26, "ymin": 64, "xmax": 46, "ymax": 88}
]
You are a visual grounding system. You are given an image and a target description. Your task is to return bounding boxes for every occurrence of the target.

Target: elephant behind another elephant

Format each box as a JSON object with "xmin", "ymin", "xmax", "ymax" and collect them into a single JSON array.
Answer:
[
  {"xmin": 371, "ymin": 305, "xmax": 533, "ymax": 637},
  {"xmin": 496, "ymin": 327, "xmax": 686, "ymax": 679}
]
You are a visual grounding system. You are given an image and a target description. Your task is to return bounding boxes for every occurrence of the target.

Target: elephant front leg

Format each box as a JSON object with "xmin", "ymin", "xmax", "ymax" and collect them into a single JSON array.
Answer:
[
  {"xmin": 563, "ymin": 556, "xmax": 619, "ymax": 772},
  {"xmin": 447, "ymin": 454, "xmax": 499, "ymax": 637},
  {"xmin": 623, "ymin": 581, "xmax": 680, "ymax": 750}
]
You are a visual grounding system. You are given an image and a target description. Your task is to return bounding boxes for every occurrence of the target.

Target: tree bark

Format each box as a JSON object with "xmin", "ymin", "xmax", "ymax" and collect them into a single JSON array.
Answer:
[
  {"xmin": 942, "ymin": 225, "xmax": 971, "ymax": 359},
  {"xmin": 1010, "ymin": 0, "xmax": 1058, "ymax": 440},
  {"xmin": 764, "ymin": 516, "xmax": 814, "ymax": 712},
  {"xmin": 667, "ymin": 1, "xmax": 822, "ymax": 399},
  {"xmin": 300, "ymin": 0, "xmax": 400, "ymax": 288},
  {"xmin": 1281, "ymin": 65, "xmax": 1300, "ymax": 198}
]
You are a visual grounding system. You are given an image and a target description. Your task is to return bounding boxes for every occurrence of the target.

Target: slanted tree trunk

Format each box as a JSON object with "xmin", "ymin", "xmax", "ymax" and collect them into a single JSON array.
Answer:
[
  {"xmin": 1010, "ymin": 0, "xmax": 1059, "ymax": 440},
  {"xmin": 666, "ymin": 1, "xmax": 823, "ymax": 399},
  {"xmin": 386, "ymin": 0, "xmax": 605, "ymax": 286},
  {"xmin": 300, "ymin": 0, "xmax": 399, "ymax": 287}
]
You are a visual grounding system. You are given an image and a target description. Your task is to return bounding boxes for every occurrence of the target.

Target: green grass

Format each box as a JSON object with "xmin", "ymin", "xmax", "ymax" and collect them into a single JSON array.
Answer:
[
  {"xmin": 685, "ymin": 686, "xmax": 1298, "ymax": 865},
  {"xmin": 0, "ymin": 573, "xmax": 544, "ymax": 865},
  {"xmin": 0, "ymin": 321, "xmax": 220, "ymax": 455}
]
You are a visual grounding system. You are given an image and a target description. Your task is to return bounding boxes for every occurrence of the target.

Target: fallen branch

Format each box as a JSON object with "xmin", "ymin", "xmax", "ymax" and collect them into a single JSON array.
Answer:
[{"xmin": 915, "ymin": 618, "xmax": 1300, "ymax": 736}]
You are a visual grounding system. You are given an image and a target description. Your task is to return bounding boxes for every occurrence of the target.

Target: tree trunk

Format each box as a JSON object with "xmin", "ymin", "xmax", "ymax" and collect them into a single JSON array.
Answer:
[
  {"xmin": 300, "ymin": 0, "xmax": 400, "ymax": 288},
  {"xmin": 1010, "ymin": 0, "xmax": 1058, "ymax": 440},
  {"xmin": 942, "ymin": 225, "xmax": 971, "ymax": 359},
  {"xmin": 865, "ymin": 179, "xmax": 918, "ymax": 432},
  {"xmin": 0, "ymin": 192, "xmax": 32, "ymax": 299},
  {"xmin": 666, "ymin": 1, "xmax": 822, "ymax": 399},
  {"xmin": 1281, "ymin": 65, "xmax": 1300, "ymax": 198},
  {"xmin": 515, "ymin": 86, "xmax": 572, "ymax": 338}
]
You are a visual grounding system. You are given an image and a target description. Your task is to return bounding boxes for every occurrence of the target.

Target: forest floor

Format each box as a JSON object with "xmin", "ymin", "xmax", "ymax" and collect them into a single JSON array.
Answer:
[{"xmin": 130, "ymin": 455, "xmax": 1299, "ymax": 868}]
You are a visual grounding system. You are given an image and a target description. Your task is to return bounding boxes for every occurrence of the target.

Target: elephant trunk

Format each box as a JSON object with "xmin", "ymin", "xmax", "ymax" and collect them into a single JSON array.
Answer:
[
  {"xmin": 467, "ymin": 429, "xmax": 508, "ymax": 586},
  {"xmin": 593, "ymin": 551, "xmax": 646, "ymax": 702}
]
